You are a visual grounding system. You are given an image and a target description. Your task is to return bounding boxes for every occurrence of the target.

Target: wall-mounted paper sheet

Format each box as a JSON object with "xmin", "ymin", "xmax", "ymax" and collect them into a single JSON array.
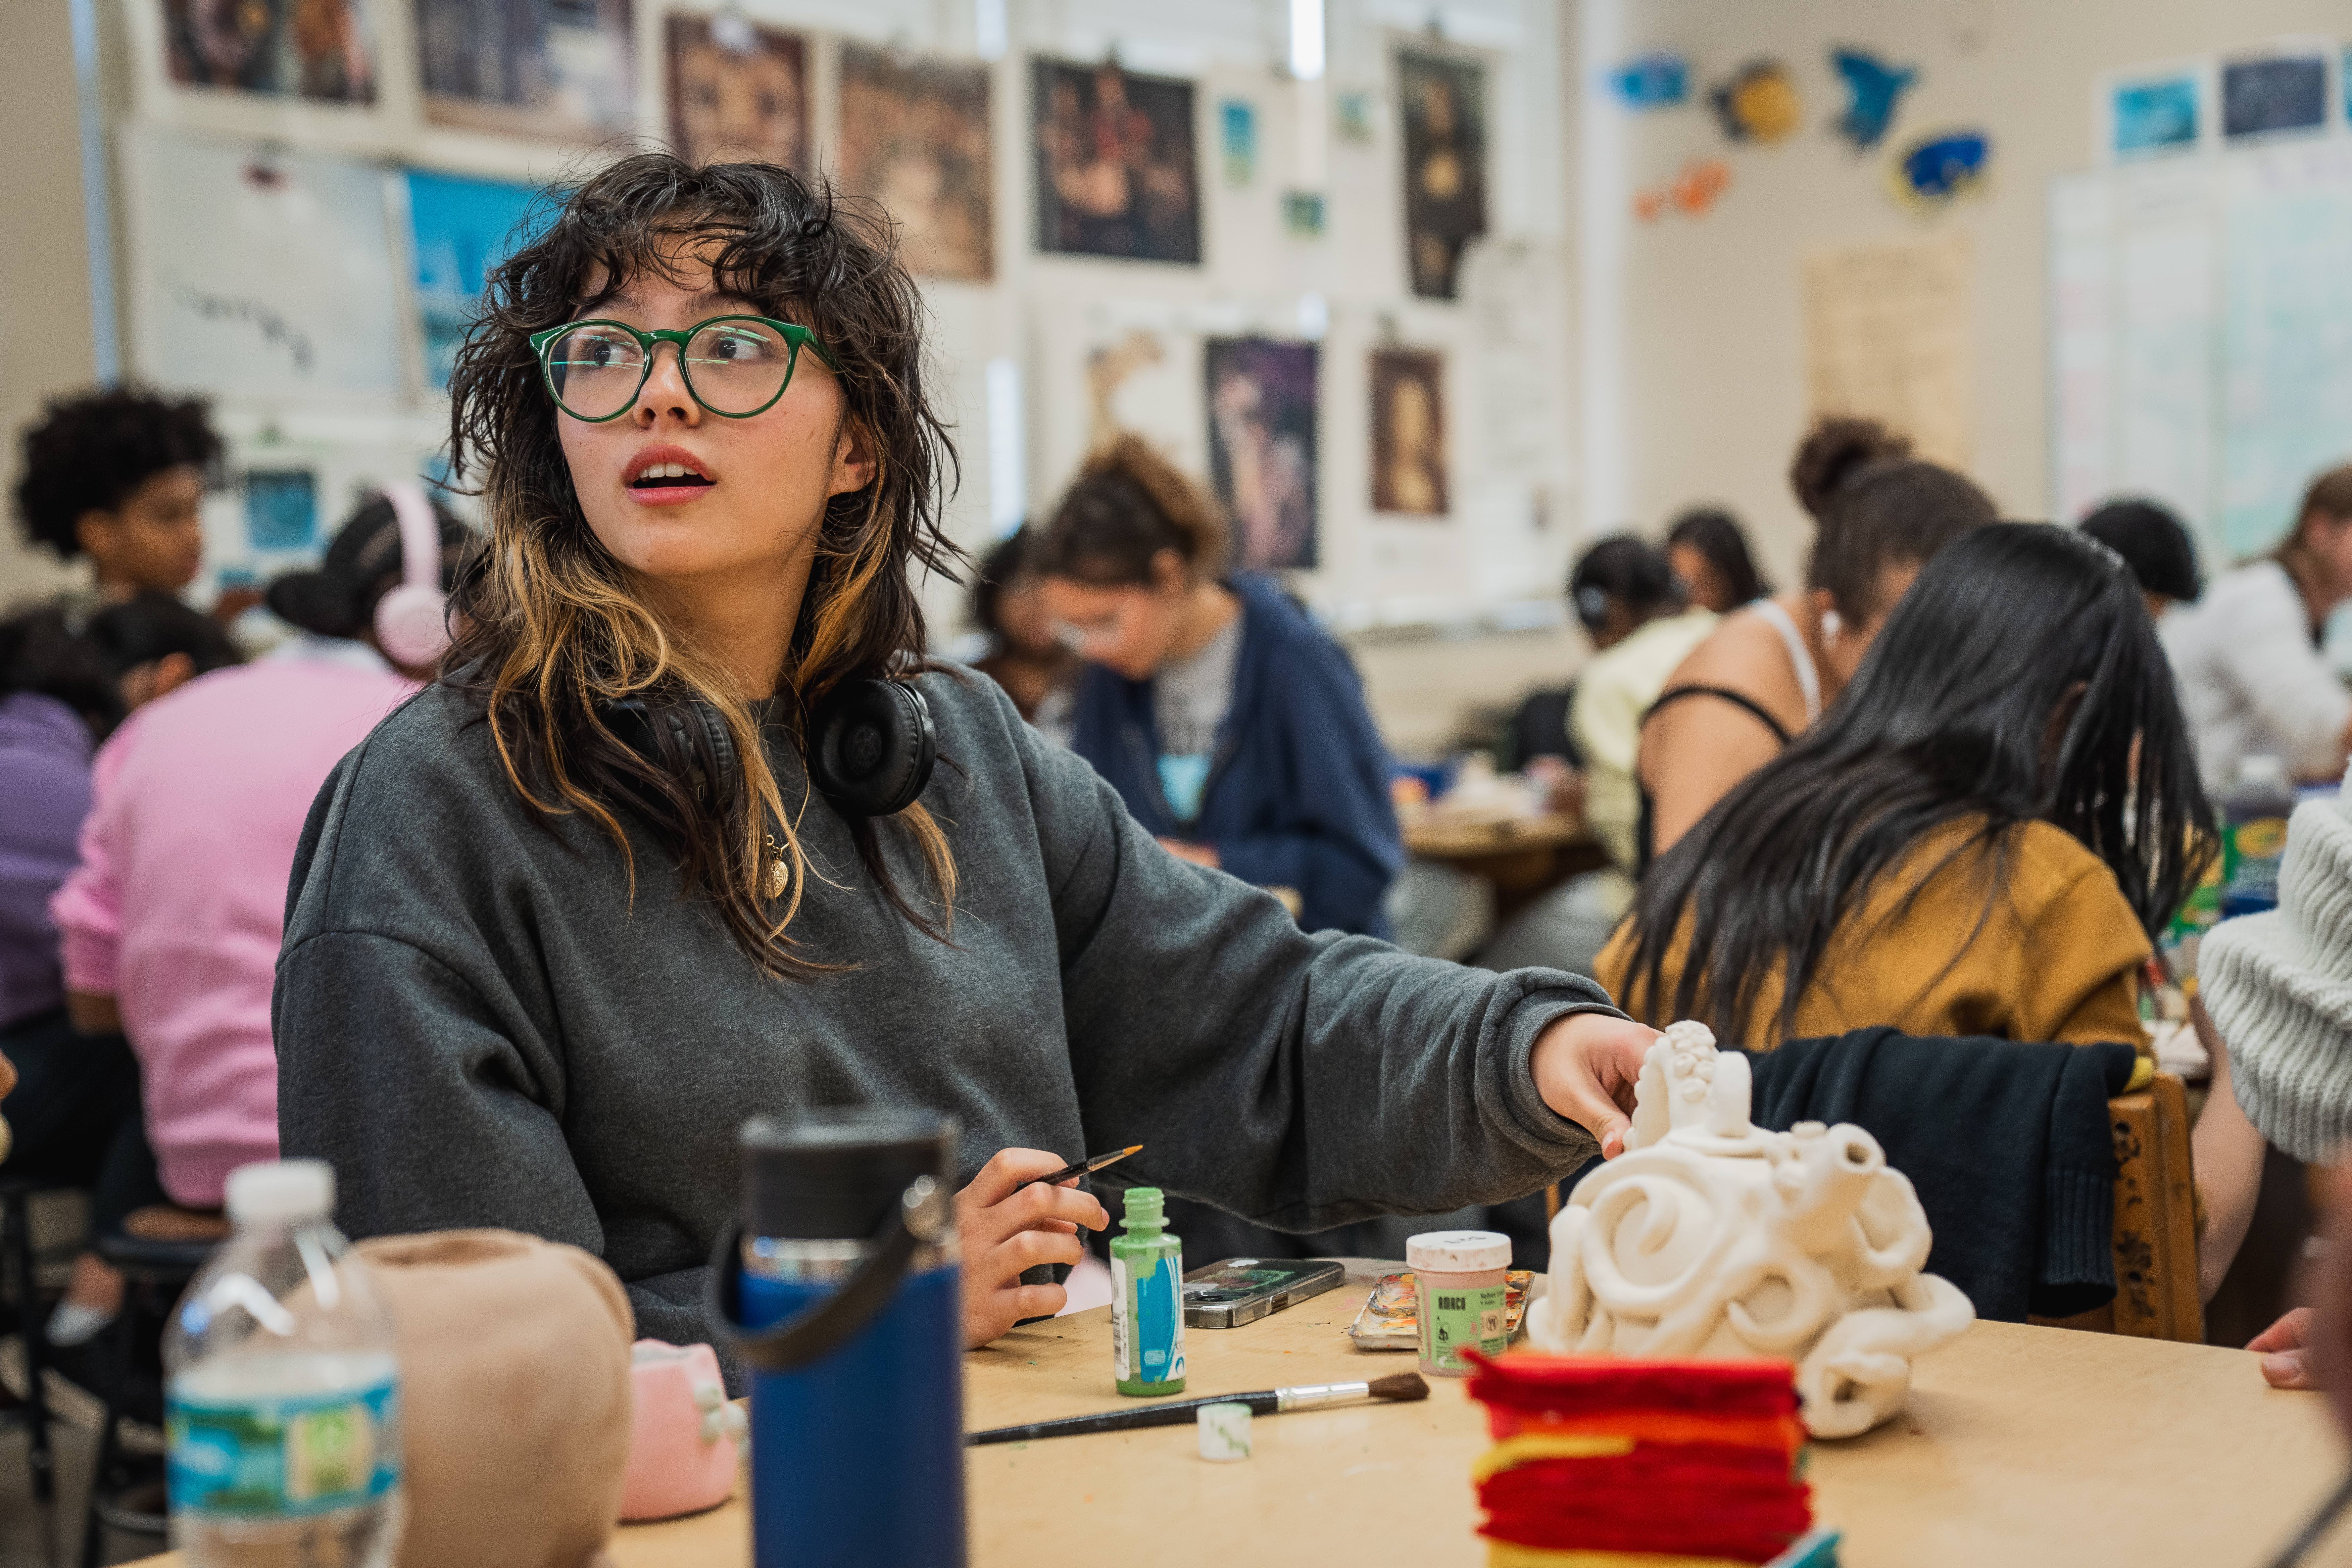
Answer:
[
  {"xmin": 405, "ymin": 168, "xmax": 545, "ymax": 389},
  {"xmin": 1801, "ymin": 234, "xmax": 1973, "ymax": 470},
  {"xmin": 125, "ymin": 131, "xmax": 404, "ymax": 403}
]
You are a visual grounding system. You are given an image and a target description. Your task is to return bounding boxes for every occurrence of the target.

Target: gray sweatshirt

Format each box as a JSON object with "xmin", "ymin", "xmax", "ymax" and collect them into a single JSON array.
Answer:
[{"xmin": 273, "ymin": 667, "xmax": 1615, "ymax": 1360}]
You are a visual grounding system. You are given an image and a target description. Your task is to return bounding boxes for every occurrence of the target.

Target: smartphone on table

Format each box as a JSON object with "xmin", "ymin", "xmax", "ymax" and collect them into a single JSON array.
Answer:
[{"xmin": 1180, "ymin": 1258, "xmax": 1346, "ymax": 1328}]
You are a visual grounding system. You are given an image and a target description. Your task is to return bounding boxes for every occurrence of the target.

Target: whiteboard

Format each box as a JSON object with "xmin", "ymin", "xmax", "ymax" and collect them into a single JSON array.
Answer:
[{"xmin": 2051, "ymin": 140, "xmax": 2352, "ymax": 564}]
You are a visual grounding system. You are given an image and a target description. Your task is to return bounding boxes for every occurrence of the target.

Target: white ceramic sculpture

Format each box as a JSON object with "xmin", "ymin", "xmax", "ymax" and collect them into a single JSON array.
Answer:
[{"xmin": 1527, "ymin": 1021, "xmax": 1974, "ymax": 1438}]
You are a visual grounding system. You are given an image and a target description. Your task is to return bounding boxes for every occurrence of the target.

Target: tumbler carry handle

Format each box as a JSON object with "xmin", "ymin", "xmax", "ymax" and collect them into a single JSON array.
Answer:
[{"xmin": 708, "ymin": 1175, "xmax": 942, "ymax": 1373}]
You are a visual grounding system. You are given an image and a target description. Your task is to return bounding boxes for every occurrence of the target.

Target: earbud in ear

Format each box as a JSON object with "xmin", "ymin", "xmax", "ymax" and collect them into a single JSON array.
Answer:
[{"xmin": 1820, "ymin": 608, "xmax": 1844, "ymax": 648}]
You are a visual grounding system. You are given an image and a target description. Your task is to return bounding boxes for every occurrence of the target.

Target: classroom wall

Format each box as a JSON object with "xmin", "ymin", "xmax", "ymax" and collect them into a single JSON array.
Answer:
[
  {"xmin": 1581, "ymin": 0, "xmax": 2352, "ymax": 590},
  {"xmin": 0, "ymin": 0, "xmax": 103, "ymax": 604}
]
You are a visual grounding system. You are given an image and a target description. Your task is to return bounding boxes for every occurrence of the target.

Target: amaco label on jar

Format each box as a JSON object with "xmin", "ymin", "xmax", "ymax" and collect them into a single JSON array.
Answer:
[
  {"xmin": 1421, "ymin": 1282, "xmax": 1510, "ymax": 1371},
  {"xmin": 1111, "ymin": 1255, "xmax": 1186, "ymax": 1384},
  {"xmin": 168, "ymin": 1378, "xmax": 401, "ymax": 1517}
]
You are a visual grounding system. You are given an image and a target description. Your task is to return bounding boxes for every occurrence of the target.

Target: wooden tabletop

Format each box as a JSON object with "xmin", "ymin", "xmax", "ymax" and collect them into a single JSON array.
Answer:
[
  {"xmin": 1400, "ymin": 811, "xmax": 1588, "ymax": 860},
  {"xmin": 133, "ymin": 1270, "xmax": 2352, "ymax": 1567}
]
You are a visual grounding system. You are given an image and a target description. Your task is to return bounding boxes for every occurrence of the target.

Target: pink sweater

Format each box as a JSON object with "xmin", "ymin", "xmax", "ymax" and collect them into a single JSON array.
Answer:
[{"xmin": 50, "ymin": 648, "xmax": 415, "ymax": 1206}]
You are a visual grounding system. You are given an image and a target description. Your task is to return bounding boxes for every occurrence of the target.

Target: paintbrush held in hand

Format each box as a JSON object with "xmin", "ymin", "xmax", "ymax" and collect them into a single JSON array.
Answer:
[{"xmin": 967, "ymin": 1373, "xmax": 1429, "ymax": 1446}]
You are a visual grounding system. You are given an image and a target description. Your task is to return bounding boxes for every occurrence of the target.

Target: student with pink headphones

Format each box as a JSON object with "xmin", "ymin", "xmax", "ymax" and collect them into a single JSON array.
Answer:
[{"xmin": 49, "ymin": 486, "xmax": 465, "ymax": 1260}]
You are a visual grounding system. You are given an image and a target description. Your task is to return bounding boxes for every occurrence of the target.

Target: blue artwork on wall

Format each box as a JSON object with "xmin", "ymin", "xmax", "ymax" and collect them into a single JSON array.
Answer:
[
  {"xmin": 405, "ymin": 169, "xmax": 547, "ymax": 389},
  {"xmin": 2112, "ymin": 75, "xmax": 2200, "ymax": 156},
  {"xmin": 2222, "ymin": 54, "xmax": 2326, "ymax": 140},
  {"xmin": 1829, "ymin": 47, "xmax": 1915, "ymax": 150},
  {"xmin": 245, "ymin": 469, "xmax": 318, "ymax": 551},
  {"xmin": 1611, "ymin": 54, "xmax": 1689, "ymax": 109}
]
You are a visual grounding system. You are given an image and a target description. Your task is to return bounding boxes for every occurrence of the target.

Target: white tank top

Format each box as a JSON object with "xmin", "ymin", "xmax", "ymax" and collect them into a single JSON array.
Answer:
[{"xmin": 1751, "ymin": 598, "xmax": 1822, "ymax": 726}]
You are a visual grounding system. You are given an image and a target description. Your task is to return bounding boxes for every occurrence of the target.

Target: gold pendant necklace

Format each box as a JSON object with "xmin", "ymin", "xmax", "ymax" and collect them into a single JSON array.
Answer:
[{"xmin": 764, "ymin": 834, "xmax": 789, "ymax": 901}]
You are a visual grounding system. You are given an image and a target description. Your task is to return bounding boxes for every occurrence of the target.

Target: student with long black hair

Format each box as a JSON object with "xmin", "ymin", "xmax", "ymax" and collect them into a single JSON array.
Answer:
[
  {"xmin": 1598, "ymin": 524, "xmax": 2217, "ymax": 1050},
  {"xmin": 269, "ymin": 155, "xmax": 1658, "ymax": 1364}
]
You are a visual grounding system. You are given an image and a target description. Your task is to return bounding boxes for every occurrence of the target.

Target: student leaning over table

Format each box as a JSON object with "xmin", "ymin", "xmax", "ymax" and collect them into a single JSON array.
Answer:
[{"xmin": 268, "ymin": 155, "xmax": 1660, "ymax": 1381}]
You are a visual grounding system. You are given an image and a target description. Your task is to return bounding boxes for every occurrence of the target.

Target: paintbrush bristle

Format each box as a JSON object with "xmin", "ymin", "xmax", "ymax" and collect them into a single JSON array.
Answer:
[{"xmin": 1370, "ymin": 1372, "xmax": 1430, "ymax": 1402}]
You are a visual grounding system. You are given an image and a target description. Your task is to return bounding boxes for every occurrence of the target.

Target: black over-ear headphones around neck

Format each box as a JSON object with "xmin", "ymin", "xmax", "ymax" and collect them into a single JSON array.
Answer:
[{"xmin": 605, "ymin": 678, "xmax": 937, "ymax": 818}]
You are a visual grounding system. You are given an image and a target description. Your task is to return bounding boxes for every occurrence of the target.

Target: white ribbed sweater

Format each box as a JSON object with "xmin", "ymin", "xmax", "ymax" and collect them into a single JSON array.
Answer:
[{"xmin": 2202, "ymin": 767, "xmax": 2352, "ymax": 1161}]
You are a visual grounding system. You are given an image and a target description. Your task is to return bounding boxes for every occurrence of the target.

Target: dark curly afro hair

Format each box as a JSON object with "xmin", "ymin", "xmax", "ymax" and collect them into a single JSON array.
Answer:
[{"xmin": 14, "ymin": 386, "xmax": 222, "ymax": 559}]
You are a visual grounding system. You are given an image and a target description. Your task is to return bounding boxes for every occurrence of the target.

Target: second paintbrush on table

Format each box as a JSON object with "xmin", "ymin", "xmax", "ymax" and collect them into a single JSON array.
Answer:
[{"xmin": 966, "ymin": 1373, "xmax": 1428, "ymax": 1445}]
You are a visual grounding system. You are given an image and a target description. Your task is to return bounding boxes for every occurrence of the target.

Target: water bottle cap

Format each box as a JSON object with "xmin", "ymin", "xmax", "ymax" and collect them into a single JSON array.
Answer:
[
  {"xmin": 225, "ymin": 1159, "xmax": 335, "ymax": 1228},
  {"xmin": 1123, "ymin": 1187, "xmax": 1164, "ymax": 1229},
  {"xmin": 738, "ymin": 1110, "xmax": 957, "ymax": 1241}
]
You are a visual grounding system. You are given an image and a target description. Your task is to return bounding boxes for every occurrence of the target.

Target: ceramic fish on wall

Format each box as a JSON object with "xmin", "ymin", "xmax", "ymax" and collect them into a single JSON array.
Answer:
[
  {"xmin": 1612, "ymin": 53, "xmax": 1690, "ymax": 109},
  {"xmin": 1888, "ymin": 128, "xmax": 1991, "ymax": 213},
  {"xmin": 1829, "ymin": 46, "xmax": 1915, "ymax": 149},
  {"xmin": 1709, "ymin": 58, "xmax": 1801, "ymax": 143}
]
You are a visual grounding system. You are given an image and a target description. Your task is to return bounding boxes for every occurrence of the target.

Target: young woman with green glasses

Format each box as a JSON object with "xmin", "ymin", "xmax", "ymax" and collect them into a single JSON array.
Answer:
[{"xmin": 271, "ymin": 154, "xmax": 1658, "ymax": 1373}]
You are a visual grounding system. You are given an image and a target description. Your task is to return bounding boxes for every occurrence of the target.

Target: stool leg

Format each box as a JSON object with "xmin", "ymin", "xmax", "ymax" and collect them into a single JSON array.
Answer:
[
  {"xmin": 6, "ymin": 1189, "xmax": 54, "ymax": 1504},
  {"xmin": 79, "ymin": 1300, "xmax": 131, "ymax": 1568}
]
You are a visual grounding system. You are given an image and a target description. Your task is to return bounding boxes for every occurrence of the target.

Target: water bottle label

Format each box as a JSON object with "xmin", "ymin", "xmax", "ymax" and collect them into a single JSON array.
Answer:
[{"xmin": 168, "ymin": 1378, "xmax": 400, "ymax": 1518}]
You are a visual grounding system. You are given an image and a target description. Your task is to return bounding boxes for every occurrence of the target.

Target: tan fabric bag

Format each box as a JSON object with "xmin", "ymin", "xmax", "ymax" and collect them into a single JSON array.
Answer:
[{"xmin": 355, "ymin": 1229, "xmax": 632, "ymax": 1568}]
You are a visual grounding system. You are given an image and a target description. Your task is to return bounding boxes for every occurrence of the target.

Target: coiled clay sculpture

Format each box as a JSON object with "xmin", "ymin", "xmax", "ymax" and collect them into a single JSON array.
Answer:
[{"xmin": 1527, "ymin": 1021, "xmax": 1974, "ymax": 1437}]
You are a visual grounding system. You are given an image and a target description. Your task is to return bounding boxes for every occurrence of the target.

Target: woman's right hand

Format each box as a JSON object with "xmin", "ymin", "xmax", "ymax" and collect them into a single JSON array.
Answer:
[
  {"xmin": 955, "ymin": 1148, "xmax": 1110, "ymax": 1349},
  {"xmin": 2251, "ymin": 1307, "xmax": 2318, "ymax": 1389}
]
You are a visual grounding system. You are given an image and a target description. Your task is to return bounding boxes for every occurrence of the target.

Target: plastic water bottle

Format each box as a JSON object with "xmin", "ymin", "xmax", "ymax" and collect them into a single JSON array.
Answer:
[
  {"xmin": 165, "ymin": 1159, "xmax": 404, "ymax": 1566},
  {"xmin": 2219, "ymin": 754, "xmax": 2295, "ymax": 919}
]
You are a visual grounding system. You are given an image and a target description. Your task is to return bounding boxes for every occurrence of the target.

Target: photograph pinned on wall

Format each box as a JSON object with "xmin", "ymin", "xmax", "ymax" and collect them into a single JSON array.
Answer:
[
  {"xmin": 1369, "ymin": 348, "xmax": 1448, "ymax": 517},
  {"xmin": 1283, "ymin": 190, "xmax": 1325, "ymax": 239},
  {"xmin": 161, "ymin": 0, "xmax": 376, "ymax": 102},
  {"xmin": 1033, "ymin": 59, "xmax": 1201, "ymax": 264},
  {"xmin": 406, "ymin": 168, "xmax": 545, "ymax": 388},
  {"xmin": 837, "ymin": 45, "xmax": 992, "ymax": 282},
  {"xmin": 2221, "ymin": 49, "xmax": 2329, "ymax": 141},
  {"xmin": 1399, "ymin": 51, "xmax": 1487, "ymax": 300},
  {"xmin": 1204, "ymin": 338, "xmax": 1317, "ymax": 571},
  {"xmin": 1220, "ymin": 99, "xmax": 1257, "ymax": 186},
  {"xmin": 125, "ymin": 132, "xmax": 405, "ymax": 400},
  {"xmin": 2109, "ymin": 70, "xmax": 2201, "ymax": 159},
  {"xmin": 667, "ymin": 14, "xmax": 806, "ymax": 169},
  {"xmin": 245, "ymin": 470, "xmax": 320, "ymax": 552},
  {"xmin": 413, "ymin": 0, "xmax": 633, "ymax": 141}
]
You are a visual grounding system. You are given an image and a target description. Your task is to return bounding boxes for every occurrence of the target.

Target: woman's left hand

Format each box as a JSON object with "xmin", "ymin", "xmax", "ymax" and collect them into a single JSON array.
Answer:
[
  {"xmin": 955, "ymin": 1147, "xmax": 1111, "ymax": 1348},
  {"xmin": 1530, "ymin": 1012, "xmax": 1661, "ymax": 1158}
]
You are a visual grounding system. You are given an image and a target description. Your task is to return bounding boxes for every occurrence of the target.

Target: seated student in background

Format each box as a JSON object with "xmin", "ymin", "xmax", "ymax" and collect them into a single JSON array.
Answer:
[
  {"xmin": 2162, "ymin": 465, "xmax": 2352, "ymax": 789},
  {"xmin": 50, "ymin": 490, "xmax": 459, "ymax": 1222},
  {"xmin": 968, "ymin": 525, "xmax": 1079, "ymax": 745},
  {"xmin": 1599, "ymin": 525, "xmax": 2215, "ymax": 1052},
  {"xmin": 13, "ymin": 386, "xmax": 221, "ymax": 602},
  {"xmin": 1476, "ymin": 538, "xmax": 1713, "ymax": 979},
  {"xmin": 1037, "ymin": 434, "xmax": 1401, "ymax": 937},
  {"xmin": 1664, "ymin": 507, "xmax": 1769, "ymax": 614},
  {"xmin": 0, "ymin": 594, "xmax": 240, "ymax": 1351},
  {"xmin": 2079, "ymin": 498, "xmax": 2200, "ymax": 620},
  {"xmin": 1637, "ymin": 418, "xmax": 1993, "ymax": 864}
]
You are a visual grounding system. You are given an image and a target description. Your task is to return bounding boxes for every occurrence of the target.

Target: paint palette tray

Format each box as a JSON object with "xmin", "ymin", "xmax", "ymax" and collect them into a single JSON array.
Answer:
[{"xmin": 1347, "ymin": 1269, "xmax": 1533, "ymax": 1351}]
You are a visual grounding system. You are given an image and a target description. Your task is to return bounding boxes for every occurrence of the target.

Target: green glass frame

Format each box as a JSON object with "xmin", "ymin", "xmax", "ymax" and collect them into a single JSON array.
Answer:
[{"xmin": 527, "ymin": 314, "xmax": 842, "ymax": 422}]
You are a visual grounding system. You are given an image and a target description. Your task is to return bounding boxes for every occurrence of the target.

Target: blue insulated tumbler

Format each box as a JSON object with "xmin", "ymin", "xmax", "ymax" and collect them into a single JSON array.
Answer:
[{"xmin": 707, "ymin": 1111, "xmax": 964, "ymax": 1567}]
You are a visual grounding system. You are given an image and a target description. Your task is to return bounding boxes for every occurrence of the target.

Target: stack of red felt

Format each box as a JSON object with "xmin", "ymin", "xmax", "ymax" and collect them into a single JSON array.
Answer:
[{"xmin": 1466, "ymin": 1354, "xmax": 1815, "ymax": 1567}]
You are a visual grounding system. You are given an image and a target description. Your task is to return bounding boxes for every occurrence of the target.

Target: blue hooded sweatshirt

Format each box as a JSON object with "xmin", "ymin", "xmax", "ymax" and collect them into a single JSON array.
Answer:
[{"xmin": 1068, "ymin": 575, "xmax": 1402, "ymax": 937}]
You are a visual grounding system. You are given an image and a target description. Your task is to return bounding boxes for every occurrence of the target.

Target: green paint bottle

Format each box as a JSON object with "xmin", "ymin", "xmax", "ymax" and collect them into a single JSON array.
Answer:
[{"xmin": 1110, "ymin": 1187, "xmax": 1185, "ymax": 1396}]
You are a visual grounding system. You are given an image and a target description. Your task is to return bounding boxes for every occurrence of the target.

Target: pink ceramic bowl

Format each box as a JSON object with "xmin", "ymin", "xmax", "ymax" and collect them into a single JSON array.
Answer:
[{"xmin": 620, "ymin": 1340, "xmax": 744, "ymax": 1521}]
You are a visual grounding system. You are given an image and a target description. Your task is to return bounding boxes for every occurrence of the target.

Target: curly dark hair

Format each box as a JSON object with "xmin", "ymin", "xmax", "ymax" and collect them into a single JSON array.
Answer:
[
  {"xmin": 442, "ymin": 152, "xmax": 962, "ymax": 978},
  {"xmin": 1032, "ymin": 433, "xmax": 1228, "ymax": 585},
  {"xmin": 15, "ymin": 387, "xmax": 221, "ymax": 558}
]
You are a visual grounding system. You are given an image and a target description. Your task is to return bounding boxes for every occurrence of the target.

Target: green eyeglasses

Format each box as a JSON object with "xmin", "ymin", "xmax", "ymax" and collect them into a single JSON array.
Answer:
[{"xmin": 528, "ymin": 315, "xmax": 841, "ymax": 423}]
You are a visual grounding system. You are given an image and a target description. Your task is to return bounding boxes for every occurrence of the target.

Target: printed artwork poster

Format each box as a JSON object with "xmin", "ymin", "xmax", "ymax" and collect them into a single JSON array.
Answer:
[
  {"xmin": 245, "ymin": 469, "xmax": 320, "ymax": 550},
  {"xmin": 2112, "ymin": 73, "xmax": 2199, "ymax": 157},
  {"xmin": 2222, "ymin": 53, "xmax": 2328, "ymax": 140},
  {"xmin": 838, "ymin": 45, "xmax": 992, "ymax": 282},
  {"xmin": 1399, "ymin": 51, "xmax": 1488, "ymax": 300},
  {"xmin": 1033, "ymin": 59, "xmax": 1200, "ymax": 264},
  {"xmin": 414, "ymin": 0, "xmax": 633, "ymax": 141},
  {"xmin": 127, "ymin": 133, "xmax": 404, "ymax": 401},
  {"xmin": 1205, "ymin": 338, "xmax": 1317, "ymax": 571},
  {"xmin": 407, "ymin": 168, "xmax": 545, "ymax": 388},
  {"xmin": 667, "ymin": 15, "xmax": 806, "ymax": 169},
  {"xmin": 162, "ymin": 0, "xmax": 376, "ymax": 102},
  {"xmin": 1370, "ymin": 349, "xmax": 1448, "ymax": 516}
]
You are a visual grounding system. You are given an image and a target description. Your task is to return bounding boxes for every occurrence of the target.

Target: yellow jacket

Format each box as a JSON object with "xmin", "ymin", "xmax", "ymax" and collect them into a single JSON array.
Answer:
[{"xmin": 1595, "ymin": 819, "xmax": 2151, "ymax": 1050}]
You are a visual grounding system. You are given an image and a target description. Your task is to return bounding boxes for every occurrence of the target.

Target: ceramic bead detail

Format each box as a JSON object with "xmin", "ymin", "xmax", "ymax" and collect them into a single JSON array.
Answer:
[{"xmin": 1527, "ymin": 1021, "xmax": 1975, "ymax": 1437}]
